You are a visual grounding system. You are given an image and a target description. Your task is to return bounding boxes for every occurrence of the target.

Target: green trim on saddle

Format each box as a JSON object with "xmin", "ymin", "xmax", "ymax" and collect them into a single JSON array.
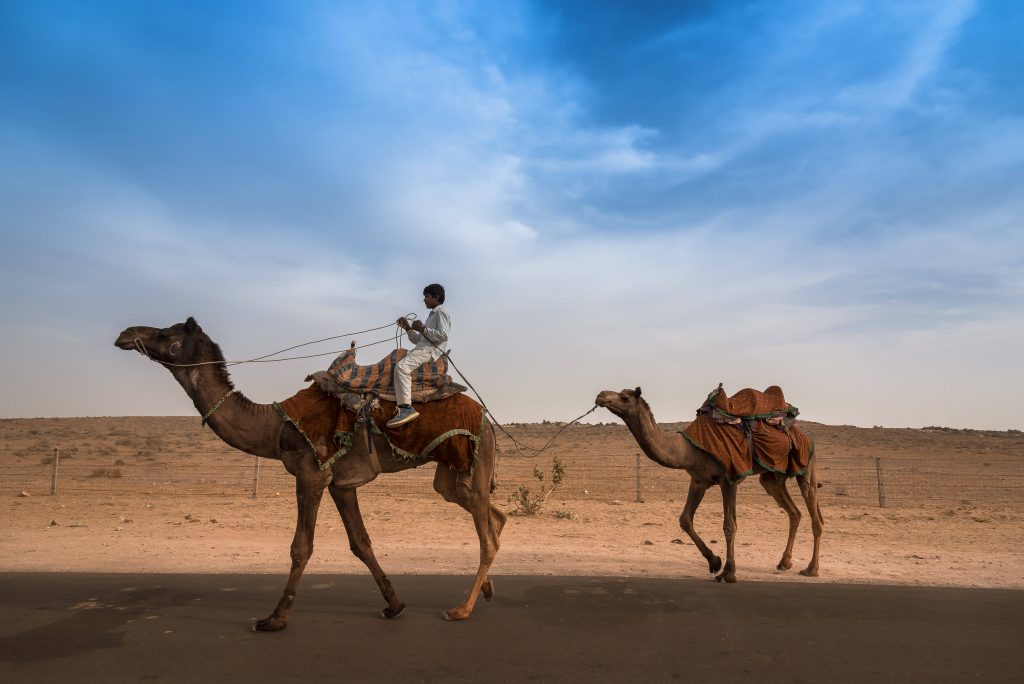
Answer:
[
  {"xmin": 319, "ymin": 430, "xmax": 354, "ymax": 470},
  {"xmin": 273, "ymin": 401, "xmax": 349, "ymax": 468},
  {"xmin": 329, "ymin": 409, "xmax": 488, "ymax": 474}
]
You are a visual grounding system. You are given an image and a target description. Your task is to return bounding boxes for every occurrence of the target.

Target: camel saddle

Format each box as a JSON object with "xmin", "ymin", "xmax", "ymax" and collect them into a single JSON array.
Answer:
[
  {"xmin": 274, "ymin": 384, "xmax": 487, "ymax": 473},
  {"xmin": 681, "ymin": 384, "xmax": 814, "ymax": 484},
  {"xmin": 305, "ymin": 346, "xmax": 466, "ymax": 404}
]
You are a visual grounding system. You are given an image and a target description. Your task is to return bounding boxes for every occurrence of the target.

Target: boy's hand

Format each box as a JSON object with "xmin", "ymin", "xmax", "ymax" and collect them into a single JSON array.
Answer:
[
  {"xmin": 396, "ymin": 317, "xmax": 411, "ymax": 331},
  {"xmin": 410, "ymin": 321, "xmax": 425, "ymax": 333}
]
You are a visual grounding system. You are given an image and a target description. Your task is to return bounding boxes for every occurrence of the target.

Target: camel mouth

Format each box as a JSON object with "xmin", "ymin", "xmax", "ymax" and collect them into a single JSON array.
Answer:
[
  {"xmin": 115, "ymin": 329, "xmax": 143, "ymax": 351},
  {"xmin": 594, "ymin": 391, "xmax": 614, "ymax": 408}
]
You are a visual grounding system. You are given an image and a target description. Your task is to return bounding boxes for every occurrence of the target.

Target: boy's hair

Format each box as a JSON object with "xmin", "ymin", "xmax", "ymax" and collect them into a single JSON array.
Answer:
[{"xmin": 423, "ymin": 283, "xmax": 445, "ymax": 304}]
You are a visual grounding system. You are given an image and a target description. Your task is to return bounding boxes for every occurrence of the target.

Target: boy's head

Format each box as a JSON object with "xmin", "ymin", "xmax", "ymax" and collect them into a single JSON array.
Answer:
[{"xmin": 423, "ymin": 283, "xmax": 445, "ymax": 307}]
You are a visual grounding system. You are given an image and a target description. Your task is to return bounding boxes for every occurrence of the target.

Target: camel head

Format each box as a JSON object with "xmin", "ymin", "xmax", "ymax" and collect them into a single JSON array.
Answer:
[
  {"xmin": 114, "ymin": 317, "xmax": 208, "ymax": 366},
  {"xmin": 595, "ymin": 387, "xmax": 646, "ymax": 420}
]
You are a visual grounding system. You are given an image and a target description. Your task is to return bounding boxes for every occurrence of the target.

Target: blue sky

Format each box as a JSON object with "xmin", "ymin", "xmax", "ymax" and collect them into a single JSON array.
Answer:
[{"xmin": 1, "ymin": 0, "xmax": 1021, "ymax": 429}]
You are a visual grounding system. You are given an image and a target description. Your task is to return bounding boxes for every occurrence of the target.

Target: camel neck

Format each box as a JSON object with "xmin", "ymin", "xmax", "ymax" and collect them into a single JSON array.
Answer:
[
  {"xmin": 170, "ymin": 364, "xmax": 282, "ymax": 459},
  {"xmin": 622, "ymin": 407, "xmax": 693, "ymax": 470}
]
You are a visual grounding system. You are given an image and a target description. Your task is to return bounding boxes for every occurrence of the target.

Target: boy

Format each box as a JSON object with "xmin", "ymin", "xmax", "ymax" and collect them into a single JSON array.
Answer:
[{"xmin": 387, "ymin": 283, "xmax": 450, "ymax": 427}]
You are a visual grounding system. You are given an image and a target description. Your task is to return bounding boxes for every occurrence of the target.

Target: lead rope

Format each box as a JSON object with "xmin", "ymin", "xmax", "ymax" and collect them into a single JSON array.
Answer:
[{"xmin": 398, "ymin": 315, "xmax": 598, "ymax": 460}]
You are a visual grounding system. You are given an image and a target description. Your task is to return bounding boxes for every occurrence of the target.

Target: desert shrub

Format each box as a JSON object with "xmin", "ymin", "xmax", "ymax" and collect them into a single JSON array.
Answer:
[
  {"xmin": 89, "ymin": 467, "xmax": 123, "ymax": 478},
  {"xmin": 114, "ymin": 459, "xmax": 126, "ymax": 466},
  {"xmin": 507, "ymin": 456, "xmax": 565, "ymax": 515}
]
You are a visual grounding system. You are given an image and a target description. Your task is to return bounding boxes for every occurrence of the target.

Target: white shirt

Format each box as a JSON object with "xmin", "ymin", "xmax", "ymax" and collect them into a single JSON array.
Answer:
[{"xmin": 408, "ymin": 305, "xmax": 450, "ymax": 356}]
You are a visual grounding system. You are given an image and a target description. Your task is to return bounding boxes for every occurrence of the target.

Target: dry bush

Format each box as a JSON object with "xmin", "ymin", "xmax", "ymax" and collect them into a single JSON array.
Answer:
[
  {"xmin": 507, "ymin": 456, "xmax": 565, "ymax": 516},
  {"xmin": 89, "ymin": 467, "xmax": 123, "ymax": 479}
]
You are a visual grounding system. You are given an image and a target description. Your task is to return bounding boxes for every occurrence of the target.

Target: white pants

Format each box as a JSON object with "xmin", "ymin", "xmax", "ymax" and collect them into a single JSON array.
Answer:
[{"xmin": 394, "ymin": 347, "xmax": 439, "ymax": 406}]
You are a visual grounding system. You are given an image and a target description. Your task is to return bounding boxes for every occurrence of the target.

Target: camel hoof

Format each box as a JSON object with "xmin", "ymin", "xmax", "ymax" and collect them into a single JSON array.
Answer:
[
  {"xmin": 482, "ymin": 579, "xmax": 494, "ymax": 602},
  {"xmin": 777, "ymin": 559, "xmax": 793, "ymax": 571},
  {"xmin": 799, "ymin": 567, "xmax": 819, "ymax": 577},
  {"xmin": 252, "ymin": 617, "xmax": 287, "ymax": 632},
  {"xmin": 442, "ymin": 607, "xmax": 471, "ymax": 621},
  {"xmin": 709, "ymin": 556, "xmax": 722, "ymax": 574},
  {"xmin": 715, "ymin": 560, "xmax": 737, "ymax": 583},
  {"xmin": 380, "ymin": 602, "xmax": 406, "ymax": 619}
]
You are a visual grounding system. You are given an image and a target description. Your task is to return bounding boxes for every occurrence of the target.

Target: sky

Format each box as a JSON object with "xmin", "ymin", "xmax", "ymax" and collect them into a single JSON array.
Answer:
[{"xmin": 1, "ymin": 0, "xmax": 1022, "ymax": 429}]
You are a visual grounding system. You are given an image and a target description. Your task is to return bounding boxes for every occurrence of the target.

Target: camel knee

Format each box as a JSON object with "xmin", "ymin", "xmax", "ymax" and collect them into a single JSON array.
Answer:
[
  {"xmin": 290, "ymin": 543, "xmax": 313, "ymax": 567},
  {"xmin": 348, "ymin": 539, "xmax": 372, "ymax": 562},
  {"xmin": 678, "ymin": 514, "xmax": 694, "ymax": 534}
]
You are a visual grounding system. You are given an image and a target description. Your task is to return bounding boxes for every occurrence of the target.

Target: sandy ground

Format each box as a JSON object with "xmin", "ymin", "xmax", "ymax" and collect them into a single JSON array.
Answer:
[
  {"xmin": 1, "ymin": 416, "xmax": 1022, "ymax": 589},
  {"xmin": 3, "ymin": 492, "xmax": 1021, "ymax": 589}
]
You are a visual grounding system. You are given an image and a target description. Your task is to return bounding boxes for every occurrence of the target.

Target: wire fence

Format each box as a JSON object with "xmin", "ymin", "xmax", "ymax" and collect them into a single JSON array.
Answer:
[{"xmin": 3, "ymin": 446, "xmax": 1021, "ymax": 509}]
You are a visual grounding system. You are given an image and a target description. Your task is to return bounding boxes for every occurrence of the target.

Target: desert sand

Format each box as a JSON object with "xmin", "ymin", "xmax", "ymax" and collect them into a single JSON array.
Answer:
[{"xmin": 1, "ymin": 416, "xmax": 1022, "ymax": 589}]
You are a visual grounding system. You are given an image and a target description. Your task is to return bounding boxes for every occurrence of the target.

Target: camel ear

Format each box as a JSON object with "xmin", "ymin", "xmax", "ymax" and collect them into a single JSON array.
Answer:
[
  {"xmin": 634, "ymin": 386, "xmax": 642, "ymax": 398},
  {"xmin": 184, "ymin": 317, "xmax": 199, "ymax": 334}
]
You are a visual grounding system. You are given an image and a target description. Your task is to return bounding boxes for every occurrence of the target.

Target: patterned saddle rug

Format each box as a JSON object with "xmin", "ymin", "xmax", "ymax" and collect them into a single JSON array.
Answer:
[
  {"xmin": 681, "ymin": 384, "xmax": 814, "ymax": 484},
  {"xmin": 306, "ymin": 346, "xmax": 466, "ymax": 403},
  {"xmin": 274, "ymin": 384, "xmax": 487, "ymax": 472}
]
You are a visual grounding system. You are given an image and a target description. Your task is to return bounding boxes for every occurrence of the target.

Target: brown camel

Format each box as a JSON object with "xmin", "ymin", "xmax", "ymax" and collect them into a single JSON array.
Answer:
[
  {"xmin": 115, "ymin": 317, "xmax": 505, "ymax": 629},
  {"xmin": 595, "ymin": 387, "xmax": 822, "ymax": 582}
]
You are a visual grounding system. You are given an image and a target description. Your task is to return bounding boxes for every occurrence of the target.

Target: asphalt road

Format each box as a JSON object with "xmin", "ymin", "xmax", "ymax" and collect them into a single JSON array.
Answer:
[{"xmin": 0, "ymin": 573, "xmax": 1020, "ymax": 683}]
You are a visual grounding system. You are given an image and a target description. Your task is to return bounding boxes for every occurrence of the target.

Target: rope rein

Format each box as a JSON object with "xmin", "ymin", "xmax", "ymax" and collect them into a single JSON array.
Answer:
[
  {"xmin": 404, "ymin": 316, "xmax": 598, "ymax": 459},
  {"xmin": 138, "ymin": 316, "xmax": 596, "ymax": 458}
]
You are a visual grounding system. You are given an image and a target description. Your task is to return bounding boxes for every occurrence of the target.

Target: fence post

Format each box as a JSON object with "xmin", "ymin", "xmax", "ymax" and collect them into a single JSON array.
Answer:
[
  {"xmin": 50, "ymin": 448, "xmax": 59, "ymax": 495},
  {"xmin": 634, "ymin": 452, "xmax": 643, "ymax": 503},
  {"xmin": 252, "ymin": 456, "xmax": 260, "ymax": 499},
  {"xmin": 875, "ymin": 456, "xmax": 886, "ymax": 508}
]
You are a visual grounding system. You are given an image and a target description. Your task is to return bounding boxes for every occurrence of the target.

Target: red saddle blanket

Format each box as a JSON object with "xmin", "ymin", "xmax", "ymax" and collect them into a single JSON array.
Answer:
[
  {"xmin": 274, "ymin": 384, "xmax": 486, "ymax": 472},
  {"xmin": 681, "ymin": 385, "xmax": 813, "ymax": 484}
]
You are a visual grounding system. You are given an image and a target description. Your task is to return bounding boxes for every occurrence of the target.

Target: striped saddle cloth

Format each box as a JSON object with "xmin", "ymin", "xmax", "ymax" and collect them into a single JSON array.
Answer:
[{"xmin": 306, "ymin": 347, "xmax": 465, "ymax": 403}]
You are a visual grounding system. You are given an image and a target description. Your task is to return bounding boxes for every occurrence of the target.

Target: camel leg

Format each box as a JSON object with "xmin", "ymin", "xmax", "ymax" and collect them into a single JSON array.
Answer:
[
  {"xmin": 328, "ymin": 484, "xmax": 406, "ymax": 618},
  {"xmin": 796, "ymin": 461, "xmax": 824, "ymax": 577},
  {"xmin": 715, "ymin": 481, "xmax": 739, "ymax": 583},
  {"xmin": 433, "ymin": 462, "xmax": 506, "ymax": 621},
  {"xmin": 253, "ymin": 477, "xmax": 326, "ymax": 632},
  {"xmin": 759, "ymin": 472, "xmax": 802, "ymax": 571},
  {"xmin": 678, "ymin": 477, "xmax": 721, "ymax": 575}
]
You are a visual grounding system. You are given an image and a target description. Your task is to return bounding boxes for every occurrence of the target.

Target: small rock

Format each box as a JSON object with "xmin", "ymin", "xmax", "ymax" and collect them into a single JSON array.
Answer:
[
  {"xmin": 209, "ymin": 518, "xmax": 218, "ymax": 524},
  {"xmin": 114, "ymin": 527, "xmax": 123, "ymax": 532},
  {"xmin": 18, "ymin": 491, "xmax": 30, "ymax": 497},
  {"xmin": 671, "ymin": 538, "xmax": 684, "ymax": 544},
  {"xmin": 50, "ymin": 520, "xmax": 59, "ymax": 526},
  {"xmin": 611, "ymin": 499, "xmax": 623, "ymax": 505},
  {"xmin": 643, "ymin": 540, "xmax": 654, "ymax": 545}
]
